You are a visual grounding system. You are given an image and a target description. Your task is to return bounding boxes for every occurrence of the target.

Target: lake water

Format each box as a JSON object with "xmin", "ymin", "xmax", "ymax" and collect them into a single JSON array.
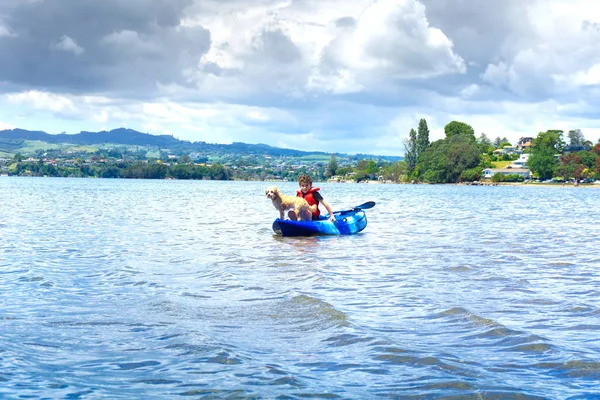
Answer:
[{"xmin": 1, "ymin": 177, "xmax": 599, "ymax": 399}]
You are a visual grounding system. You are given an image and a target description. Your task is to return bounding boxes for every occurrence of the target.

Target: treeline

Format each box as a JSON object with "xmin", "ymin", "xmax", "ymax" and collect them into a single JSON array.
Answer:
[
  {"xmin": 7, "ymin": 160, "xmax": 233, "ymax": 180},
  {"xmin": 403, "ymin": 119, "xmax": 492, "ymax": 183},
  {"xmin": 402, "ymin": 120, "xmax": 600, "ymax": 183},
  {"xmin": 8, "ymin": 123, "xmax": 599, "ymax": 184},
  {"xmin": 527, "ymin": 130, "xmax": 600, "ymax": 181}
]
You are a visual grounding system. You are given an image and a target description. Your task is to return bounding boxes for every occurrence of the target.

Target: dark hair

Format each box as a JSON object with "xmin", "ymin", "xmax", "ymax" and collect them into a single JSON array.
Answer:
[{"xmin": 298, "ymin": 174, "xmax": 312, "ymax": 185}]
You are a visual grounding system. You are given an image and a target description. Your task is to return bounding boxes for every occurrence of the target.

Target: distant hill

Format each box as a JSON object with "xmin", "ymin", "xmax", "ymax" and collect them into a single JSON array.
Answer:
[
  {"xmin": 0, "ymin": 128, "xmax": 181, "ymax": 147},
  {"xmin": 0, "ymin": 128, "xmax": 403, "ymax": 161}
]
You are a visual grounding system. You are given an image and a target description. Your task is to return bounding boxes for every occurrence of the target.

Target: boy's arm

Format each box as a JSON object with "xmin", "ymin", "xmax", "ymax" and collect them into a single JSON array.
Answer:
[{"xmin": 320, "ymin": 198, "xmax": 336, "ymax": 221}]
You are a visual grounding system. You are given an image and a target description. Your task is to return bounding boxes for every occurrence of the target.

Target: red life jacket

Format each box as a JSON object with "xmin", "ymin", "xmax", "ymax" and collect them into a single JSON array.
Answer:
[{"xmin": 297, "ymin": 187, "xmax": 320, "ymax": 218}]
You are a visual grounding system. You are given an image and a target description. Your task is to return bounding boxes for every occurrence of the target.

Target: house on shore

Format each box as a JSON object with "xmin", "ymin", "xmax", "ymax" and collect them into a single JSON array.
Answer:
[
  {"xmin": 509, "ymin": 153, "xmax": 529, "ymax": 168},
  {"xmin": 482, "ymin": 168, "xmax": 531, "ymax": 179},
  {"xmin": 516, "ymin": 137, "xmax": 534, "ymax": 151}
]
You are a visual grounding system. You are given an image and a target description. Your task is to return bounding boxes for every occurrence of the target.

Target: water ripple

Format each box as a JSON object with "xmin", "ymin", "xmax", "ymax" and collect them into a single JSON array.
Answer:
[{"xmin": 1, "ymin": 178, "xmax": 600, "ymax": 398}]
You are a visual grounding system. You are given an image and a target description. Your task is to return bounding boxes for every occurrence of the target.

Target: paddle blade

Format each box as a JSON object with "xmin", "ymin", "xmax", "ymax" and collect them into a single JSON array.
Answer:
[
  {"xmin": 356, "ymin": 201, "xmax": 375, "ymax": 210},
  {"xmin": 333, "ymin": 201, "xmax": 375, "ymax": 215}
]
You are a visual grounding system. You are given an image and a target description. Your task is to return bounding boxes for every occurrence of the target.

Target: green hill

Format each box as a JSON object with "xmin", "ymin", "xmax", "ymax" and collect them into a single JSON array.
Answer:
[{"xmin": 0, "ymin": 128, "xmax": 403, "ymax": 162}]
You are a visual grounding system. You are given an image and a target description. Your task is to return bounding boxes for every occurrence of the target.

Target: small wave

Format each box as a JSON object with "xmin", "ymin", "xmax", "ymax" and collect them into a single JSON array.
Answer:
[
  {"xmin": 199, "ymin": 349, "xmax": 244, "ymax": 365},
  {"xmin": 323, "ymin": 333, "xmax": 375, "ymax": 348},
  {"xmin": 115, "ymin": 360, "xmax": 161, "ymax": 370},
  {"xmin": 434, "ymin": 307, "xmax": 502, "ymax": 329},
  {"xmin": 533, "ymin": 359, "xmax": 600, "ymax": 379},
  {"xmin": 433, "ymin": 308, "xmax": 559, "ymax": 355},
  {"xmin": 134, "ymin": 379, "xmax": 181, "ymax": 385},
  {"xmin": 264, "ymin": 294, "xmax": 349, "ymax": 332}
]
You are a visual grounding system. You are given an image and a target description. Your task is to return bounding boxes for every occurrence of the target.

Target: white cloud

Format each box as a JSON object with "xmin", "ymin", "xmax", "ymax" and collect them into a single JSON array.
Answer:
[
  {"xmin": 567, "ymin": 63, "xmax": 600, "ymax": 86},
  {"xmin": 0, "ymin": 24, "xmax": 14, "ymax": 37},
  {"xmin": 52, "ymin": 35, "xmax": 84, "ymax": 55},
  {"xmin": 0, "ymin": 120, "xmax": 15, "ymax": 130},
  {"xmin": 5, "ymin": 91, "xmax": 77, "ymax": 113},
  {"xmin": 460, "ymin": 84, "xmax": 480, "ymax": 98},
  {"xmin": 481, "ymin": 0, "xmax": 600, "ymax": 97},
  {"xmin": 315, "ymin": 0, "xmax": 465, "ymax": 92}
]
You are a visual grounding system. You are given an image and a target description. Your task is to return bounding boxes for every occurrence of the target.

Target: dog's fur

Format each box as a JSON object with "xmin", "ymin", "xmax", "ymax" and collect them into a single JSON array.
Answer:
[{"xmin": 265, "ymin": 186, "xmax": 312, "ymax": 221}]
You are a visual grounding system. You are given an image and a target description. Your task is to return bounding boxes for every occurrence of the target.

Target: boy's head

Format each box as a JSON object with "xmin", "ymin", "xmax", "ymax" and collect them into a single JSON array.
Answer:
[{"xmin": 298, "ymin": 174, "xmax": 312, "ymax": 193}]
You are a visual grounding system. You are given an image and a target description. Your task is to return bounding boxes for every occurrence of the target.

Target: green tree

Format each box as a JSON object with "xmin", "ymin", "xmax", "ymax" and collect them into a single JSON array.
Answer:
[
  {"xmin": 493, "ymin": 136, "xmax": 509, "ymax": 148},
  {"xmin": 178, "ymin": 154, "xmax": 192, "ymax": 164},
  {"xmin": 365, "ymin": 160, "xmax": 378, "ymax": 176},
  {"xmin": 536, "ymin": 130, "xmax": 565, "ymax": 150},
  {"xmin": 356, "ymin": 160, "xmax": 368, "ymax": 171},
  {"xmin": 404, "ymin": 128, "xmax": 417, "ymax": 174},
  {"xmin": 380, "ymin": 161, "xmax": 407, "ymax": 182},
  {"xmin": 477, "ymin": 133, "xmax": 493, "ymax": 154},
  {"xmin": 527, "ymin": 130, "xmax": 564, "ymax": 180},
  {"xmin": 568, "ymin": 129, "xmax": 585, "ymax": 146},
  {"xmin": 417, "ymin": 119, "xmax": 430, "ymax": 158},
  {"xmin": 417, "ymin": 134, "xmax": 480, "ymax": 183},
  {"xmin": 326, "ymin": 154, "xmax": 338, "ymax": 178},
  {"xmin": 576, "ymin": 150, "xmax": 597, "ymax": 168},
  {"xmin": 444, "ymin": 121, "xmax": 475, "ymax": 139},
  {"xmin": 460, "ymin": 168, "xmax": 480, "ymax": 182}
]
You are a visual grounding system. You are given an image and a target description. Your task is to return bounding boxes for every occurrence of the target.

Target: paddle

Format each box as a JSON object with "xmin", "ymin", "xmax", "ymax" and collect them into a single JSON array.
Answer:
[
  {"xmin": 353, "ymin": 201, "xmax": 375, "ymax": 210},
  {"xmin": 333, "ymin": 201, "xmax": 376, "ymax": 215}
]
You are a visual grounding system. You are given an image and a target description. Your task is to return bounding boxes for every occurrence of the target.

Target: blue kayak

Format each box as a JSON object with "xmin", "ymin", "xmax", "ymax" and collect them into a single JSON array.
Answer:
[{"xmin": 272, "ymin": 208, "xmax": 368, "ymax": 237}]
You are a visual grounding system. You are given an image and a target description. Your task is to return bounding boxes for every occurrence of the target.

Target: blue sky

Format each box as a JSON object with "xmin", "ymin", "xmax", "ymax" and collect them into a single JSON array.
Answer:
[{"xmin": 1, "ymin": 0, "xmax": 600, "ymax": 156}]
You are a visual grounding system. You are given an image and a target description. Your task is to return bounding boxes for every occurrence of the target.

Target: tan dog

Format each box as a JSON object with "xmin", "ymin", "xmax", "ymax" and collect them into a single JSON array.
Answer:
[{"xmin": 265, "ymin": 186, "xmax": 312, "ymax": 221}]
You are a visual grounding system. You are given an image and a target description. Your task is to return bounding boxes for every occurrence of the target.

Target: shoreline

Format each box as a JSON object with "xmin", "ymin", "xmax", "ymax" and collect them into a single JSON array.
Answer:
[{"xmin": 329, "ymin": 179, "xmax": 600, "ymax": 188}]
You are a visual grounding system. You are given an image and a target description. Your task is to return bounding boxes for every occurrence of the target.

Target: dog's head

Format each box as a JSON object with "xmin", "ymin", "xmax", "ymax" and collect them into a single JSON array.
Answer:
[{"xmin": 265, "ymin": 186, "xmax": 280, "ymax": 200}]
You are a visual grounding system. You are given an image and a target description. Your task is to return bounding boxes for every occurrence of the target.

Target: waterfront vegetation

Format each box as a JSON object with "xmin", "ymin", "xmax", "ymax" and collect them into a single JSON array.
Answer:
[
  {"xmin": 402, "ymin": 121, "xmax": 600, "ymax": 184},
  {"xmin": 2, "ymin": 121, "xmax": 600, "ymax": 184}
]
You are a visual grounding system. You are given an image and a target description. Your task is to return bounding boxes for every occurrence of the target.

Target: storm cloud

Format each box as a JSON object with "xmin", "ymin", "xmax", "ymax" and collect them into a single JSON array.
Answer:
[{"xmin": 0, "ymin": 0, "xmax": 209, "ymax": 94}]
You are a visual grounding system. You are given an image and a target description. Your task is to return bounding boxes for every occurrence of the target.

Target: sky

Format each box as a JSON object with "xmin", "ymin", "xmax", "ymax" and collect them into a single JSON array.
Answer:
[{"xmin": 1, "ymin": 0, "xmax": 600, "ymax": 156}]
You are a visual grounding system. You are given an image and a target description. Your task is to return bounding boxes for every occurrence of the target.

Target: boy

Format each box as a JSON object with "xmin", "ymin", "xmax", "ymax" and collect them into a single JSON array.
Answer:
[{"xmin": 288, "ymin": 174, "xmax": 336, "ymax": 221}]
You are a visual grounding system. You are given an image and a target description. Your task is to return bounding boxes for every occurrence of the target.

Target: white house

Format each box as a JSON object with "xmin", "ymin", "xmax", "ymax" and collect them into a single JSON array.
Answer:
[
  {"xmin": 509, "ymin": 153, "xmax": 530, "ymax": 168},
  {"xmin": 482, "ymin": 168, "xmax": 531, "ymax": 179},
  {"xmin": 493, "ymin": 146, "xmax": 521, "ymax": 156}
]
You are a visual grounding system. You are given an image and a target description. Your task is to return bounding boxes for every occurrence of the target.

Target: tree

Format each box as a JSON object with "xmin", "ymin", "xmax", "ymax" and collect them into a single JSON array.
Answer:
[
  {"xmin": 417, "ymin": 119, "xmax": 430, "ymax": 158},
  {"xmin": 356, "ymin": 160, "xmax": 368, "ymax": 171},
  {"xmin": 536, "ymin": 130, "xmax": 565, "ymax": 151},
  {"xmin": 477, "ymin": 133, "xmax": 493, "ymax": 154},
  {"xmin": 417, "ymin": 134, "xmax": 480, "ymax": 183},
  {"xmin": 444, "ymin": 121, "xmax": 475, "ymax": 139},
  {"xmin": 365, "ymin": 160, "xmax": 378, "ymax": 176},
  {"xmin": 555, "ymin": 153, "xmax": 583, "ymax": 180},
  {"xmin": 404, "ymin": 128, "xmax": 417, "ymax": 174},
  {"xmin": 527, "ymin": 130, "xmax": 563, "ymax": 180},
  {"xmin": 325, "ymin": 154, "xmax": 338, "ymax": 178},
  {"xmin": 445, "ymin": 135, "xmax": 481, "ymax": 182},
  {"xmin": 380, "ymin": 161, "xmax": 407, "ymax": 182},
  {"xmin": 178, "ymin": 154, "xmax": 192, "ymax": 164},
  {"xmin": 568, "ymin": 129, "xmax": 585, "ymax": 146},
  {"xmin": 493, "ymin": 136, "xmax": 509, "ymax": 148},
  {"xmin": 497, "ymin": 141, "xmax": 512, "ymax": 149}
]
